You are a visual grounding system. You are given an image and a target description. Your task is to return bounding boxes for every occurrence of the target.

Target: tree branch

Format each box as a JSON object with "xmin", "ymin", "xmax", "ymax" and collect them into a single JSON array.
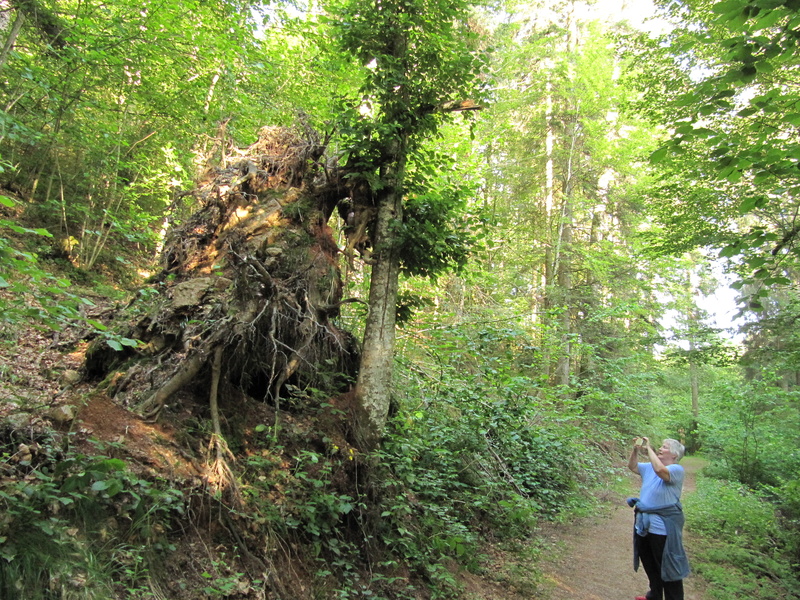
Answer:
[{"xmin": 772, "ymin": 225, "xmax": 800, "ymax": 256}]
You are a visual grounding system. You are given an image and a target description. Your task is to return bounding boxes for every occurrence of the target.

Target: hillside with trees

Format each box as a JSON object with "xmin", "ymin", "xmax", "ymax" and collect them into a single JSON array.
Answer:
[{"xmin": 0, "ymin": 0, "xmax": 799, "ymax": 598}]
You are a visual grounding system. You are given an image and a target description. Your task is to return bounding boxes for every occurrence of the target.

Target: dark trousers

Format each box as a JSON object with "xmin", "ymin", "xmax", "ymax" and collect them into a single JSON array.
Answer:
[{"xmin": 636, "ymin": 533, "xmax": 684, "ymax": 600}]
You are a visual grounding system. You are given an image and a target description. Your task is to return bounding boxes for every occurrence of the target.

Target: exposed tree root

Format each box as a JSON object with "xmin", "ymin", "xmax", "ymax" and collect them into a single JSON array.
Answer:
[
  {"xmin": 140, "ymin": 352, "xmax": 206, "ymax": 421},
  {"xmin": 206, "ymin": 345, "xmax": 243, "ymax": 508}
]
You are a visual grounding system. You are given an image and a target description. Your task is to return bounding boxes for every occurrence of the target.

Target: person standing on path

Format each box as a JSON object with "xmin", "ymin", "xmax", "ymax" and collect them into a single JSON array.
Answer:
[{"xmin": 627, "ymin": 437, "xmax": 691, "ymax": 600}]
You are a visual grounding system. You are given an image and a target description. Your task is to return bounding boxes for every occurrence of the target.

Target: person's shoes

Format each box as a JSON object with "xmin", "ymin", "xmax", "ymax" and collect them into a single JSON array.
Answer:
[{"xmin": 634, "ymin": 596, "xmax": 648, "ymax": 600}]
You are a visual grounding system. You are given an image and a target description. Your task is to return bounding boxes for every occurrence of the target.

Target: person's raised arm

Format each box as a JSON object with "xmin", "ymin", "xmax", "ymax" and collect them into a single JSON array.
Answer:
[{"xmin": 627, "ymin": 438, "xmax": 642, "ymax": 474}]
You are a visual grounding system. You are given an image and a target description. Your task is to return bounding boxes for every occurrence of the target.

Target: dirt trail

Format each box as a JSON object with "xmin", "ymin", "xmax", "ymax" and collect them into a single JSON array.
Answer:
[{"xmin": 536, "ymin": 457, "xmax": 708, "ymax": 600}]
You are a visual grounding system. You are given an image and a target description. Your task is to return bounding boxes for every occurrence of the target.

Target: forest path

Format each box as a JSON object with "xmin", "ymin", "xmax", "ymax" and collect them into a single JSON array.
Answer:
[{"xmin": 534, "ymin": 456, "xmax": 709, "ymax": 600}]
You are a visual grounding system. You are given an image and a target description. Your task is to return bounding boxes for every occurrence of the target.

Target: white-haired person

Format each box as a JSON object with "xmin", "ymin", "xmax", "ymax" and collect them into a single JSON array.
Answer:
[{"xmin": 627, "ymin": 437, "xmax": 690, "ymax": 600}]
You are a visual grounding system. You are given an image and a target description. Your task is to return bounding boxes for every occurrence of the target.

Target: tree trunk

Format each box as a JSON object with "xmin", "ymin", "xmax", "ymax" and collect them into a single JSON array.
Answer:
[
  {"xmin": 541, "ymin": 80, "xmax": 555, "ymax": 381},
  {"xmin": 353, "ymin": 135, "xmax": 407, "ymax": 450},
  {"xmin": 689, "ymin": 359, "xmax": 699, "ymax": 420},
  {"xmin": 351, "ymin": 10, "xmax": 412, "ymax": 450},
  {"xmin": 0, "ymin": 6, "xmax": 24, "ymax": 71},
  {"xmin": 688, "ymin": 304, "xmax": 701, "ymax": 452}
]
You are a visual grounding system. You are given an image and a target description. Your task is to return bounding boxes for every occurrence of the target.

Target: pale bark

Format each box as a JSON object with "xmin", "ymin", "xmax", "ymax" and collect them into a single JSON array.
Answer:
[
  {"xmin": 0, "ymin": 6, "xmax": 24, "ymax": 71},
  {"xmin": 541, "ymin": 81, "xmax": 555, "ymax": 380},
  {"xmin": 688, "ymin": 305, "xmax": 700, "ymax": 452},
  {"xmin": 351, "ymin": 16, "xmax": 411, "ymax": 450},
  {"xmin": 690, "ymin": 361, "xmax": 700, "ymax": 419},
  {"xmin": 554, "ymin": 120, "xmax": 577, "ymax": 387},
  {"xmin": 542, "ymin": 5, "xmax": 581, "ymax": 387},
  {"xmin": 688, "ymin": 296, "xmax": 701, "ymax": 420},
  {"xmin": 353, "ymin": 139, "xmax": 406, "ymax": 450},
  {"xmin": 553, "ymin": 5, "xmax": 579, "ymax": 388}
]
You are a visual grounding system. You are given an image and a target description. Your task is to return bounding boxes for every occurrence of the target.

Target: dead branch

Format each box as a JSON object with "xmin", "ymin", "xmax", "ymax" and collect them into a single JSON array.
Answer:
[
  {"xmin": 484, "ymin": 434, "xmax": 527, "ymax": 497},
  {"xmin": 440, "ymin": 99, "xmax": 483, "ymax": 112}
]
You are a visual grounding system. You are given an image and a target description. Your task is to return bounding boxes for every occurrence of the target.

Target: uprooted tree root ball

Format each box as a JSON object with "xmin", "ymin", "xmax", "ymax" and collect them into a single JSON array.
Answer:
[
  {"xmin": 84, "ymin": 125, "xmax": 362, "ymax": 425},
  {"xmin": 67, "ymin": 126, "xmax": 399, "ymax": 596}
]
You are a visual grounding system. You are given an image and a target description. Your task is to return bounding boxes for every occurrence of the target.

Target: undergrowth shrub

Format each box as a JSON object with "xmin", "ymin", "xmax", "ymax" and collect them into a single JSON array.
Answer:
[
  {"xmin": 685, "ymin": 474, "xmax": 800, "ymax": 599},
  {"xmin": 0, "ymin": 430, "xmax": 186, "ymax": 599},
  {"xmin": 360, "ymin": 376, "xmax": 604, "ymax": 598},
  {"xmin": 237, "ymin": 388, "xmax": 601, "ymax": 600},
  {"xmin": 699, "ymin": 378, "xmax": 800, "ymax": 488},
  {"xmin": 768, "ymin": 478, "xmax": 800, "ymax": 567},
  {"xmin": 240, "ymin": 427, "xmax": 415, "ymax": 600},
  {"xmin": 686, "ymin": 477, "xmax": 778, "ymax": 550}
]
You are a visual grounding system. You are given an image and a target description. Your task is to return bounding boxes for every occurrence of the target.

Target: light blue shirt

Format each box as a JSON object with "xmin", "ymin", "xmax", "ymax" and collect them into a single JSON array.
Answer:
[{"xmin": 637, "ymin": 462, "xmax": 684, "ymax": 535}]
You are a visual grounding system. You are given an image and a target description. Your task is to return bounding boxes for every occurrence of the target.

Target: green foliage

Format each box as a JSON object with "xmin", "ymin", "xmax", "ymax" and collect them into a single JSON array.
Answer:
[
  {"xmin": 679, "ymin": 355, "xmax": 800, "ymax": 591},
  {"xmin": 200, "ymin": 555, "xmax": 261, "ymax": 597},
  {"xmin": 373, "ymin": 409, "xmax": 537, "ymax": 597},
  {"xmin": 284, "ymin": 449, "xmax": 360, "ymax": 540},
  {"xmin": 321, "ymin": 0, "xmax": 490, "ymax": 287},
  {"xmin": 737, "ymin": 291, "xmax": 800, "ymax": 374},
  {"xmin": 387, "ymin": 322, "xmax": 615, "ymax": 517},
  {"xmin": 5, "ymin": 0, "xmax": 800, "ymax": 596},
  {"xmin": 687, "ymin": 476, "xmax": 778, "ymax": 550},
  {"xmin": 356, "ymin": 334, "xmax": 627, "ymax": 596},
  {"xmin": 0, "ymin": 434, "xmax": 185, "ymax": 599},
  {"xmin": 240, "ymin": 440, "xmax": 396, "ymax": 599},
  {"xmin": 325, "ymin": 0, "xmax": 487, "ymax": 138},
  {"xmin": 685, "ymin": 474, "xmax": 800, "ymax": 599},
  {"xmin": 0, "ymin": 186, "xmax": 143, "ymax": 353},
  {"xmin": 766, "ymin": 478, "xmax": 800, "ymax": 566},
  {"xmin": 0, "ymin": 193, "xmax": 87, "ymax": 334},
  {"xmin": 230, "ymin": 312, "xmax": 627, "ymax": 598},
  {"xmin": 468, "ymin": 12, "xmax": 671, "ymax": 400},
  {"xmin": 0, "ymin": 234, "xmax": 139, "ymax": 352},
  {"xmin": 698, "ymin": 377, "xmax": 800, "ymax": 487},
  {"xmin": 631, "ymin": 0, "xmax": 800, "ymax": 317},
  {"xmin": 0, "ymin": 0, "xmax": 279, "ymax": 276},
  {"xmin": 398, "ymin": 146, "xmax": 489, "ymax": 279}
]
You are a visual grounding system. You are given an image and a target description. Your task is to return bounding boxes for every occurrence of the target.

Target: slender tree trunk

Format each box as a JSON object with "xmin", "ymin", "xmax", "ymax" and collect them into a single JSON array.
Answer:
[
  {"xmin": 689, "ymin": 358, "xmax": 699, "ymax": 420},
  {"xmin": 353, "ymin": 136, "xmax": 406, "ymax": 449},
  {"xmin": 555, "ymin": 197, "xmax": 573, "ymax": 386},
  {"xmin": 688, "ymin": 305, "xmax": 701, "ymax": 452},
  {"xmin": 541, "ymin": 80, "xmax": 555, "ymax": 380},
  {"xmin": 0, "ymin": 6, "xmax": 24, "ymax": 71},
  {"xmin": 553, "ymin": 213, "xmax": 573, "ymax": 385},
  {"xmin": 554, "ymin": 6, "xmax": 580, "ymax": 388},
  {"xmin": 542, "ymin": 6, "xmax": 582, "ymax": 387}
]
